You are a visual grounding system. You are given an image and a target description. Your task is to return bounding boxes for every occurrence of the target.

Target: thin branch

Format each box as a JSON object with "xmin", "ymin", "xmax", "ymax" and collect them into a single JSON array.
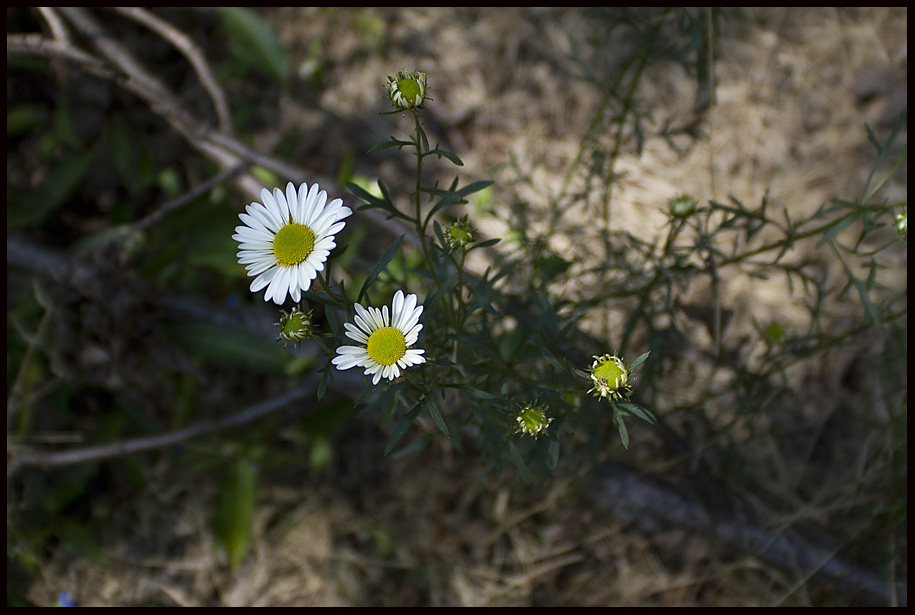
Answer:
[
  {"xmin": 110, "ymin": 7, "xmax": 234, "ymax": 135},
  {"xmin": 53, "ymin": 7, "xmax": 264, "ymax": 199},
  {"xmin": 16, "ymin": 8, "xmax": 419, "ymax": 246},
  {"xmin": 97, "ymin": 161, "xmax": 251, "ymax": 249},
  {"xmin": 6, "ymin": 33, "xmax": 118, "ymax": 81},
  {"xmin": 37, "ymin": 7, "xmax": 71, "ymax": 43},
  {"xmin": 8, "ymin": 381, "xmax": 316, "ymax": 475}
]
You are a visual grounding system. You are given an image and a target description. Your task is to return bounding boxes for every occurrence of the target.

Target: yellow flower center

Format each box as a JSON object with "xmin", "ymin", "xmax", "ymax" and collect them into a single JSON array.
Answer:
[
  {"xmin": 517, "ymin": 404, "xmax": 552, "ymax": 437},
  {"xmin": 396, "ymin": 77, "xmax": 421, "ymax": 103},
  {"xmin": 366, "ymin": 326, "xmax": 407, "ymax": 366},
  {"xmin": 273, "ymin": 223, "xmax": 315, "ymax": 266},
  {"xmin": 593, "ymin": 356, "xmax": 628, "ymax": 390},
  {"xmin": 448, "ymin": 226, "xmax": 472, "ymax": 244}
]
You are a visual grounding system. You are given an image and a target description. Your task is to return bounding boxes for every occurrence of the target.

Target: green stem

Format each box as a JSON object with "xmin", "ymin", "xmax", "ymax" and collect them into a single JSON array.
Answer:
[
  {"xmin": 315, "ymin": 269, "xmax": 345, "ymax": 308},
  {"xmin": 411, "ymin": 111, "xmax": 439, "ymax": 285},
  {"xmin": 409, "ymin": 110, "xmax": 457, "ymax": 332},
  {"xmin": 718, "ymin": 211, "xmax": 857, "ymax": 267}
]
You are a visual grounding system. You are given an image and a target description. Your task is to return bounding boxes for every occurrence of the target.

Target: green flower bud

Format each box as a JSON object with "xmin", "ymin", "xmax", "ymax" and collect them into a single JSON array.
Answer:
[
  {"xmin": 588, "ymin": 353, "xmax": 631, "ymax": 400},
  {"xmin": 669, "ymin": 194, "xmax": 697, "ymax": 218},
  {"xmin": 515, "ymin": 402, "xmax": 554, "ymax": 438},
  {"xmin": 276, "ymin": 306, "xmax": 313, "ymax": 349},
  {"xmin": 387, "ymin": 69, "xmax": 428, "ymax": 111},
  {"xmin": 445, "ymin": 215, "xmax": 476, "ymax": 249}
]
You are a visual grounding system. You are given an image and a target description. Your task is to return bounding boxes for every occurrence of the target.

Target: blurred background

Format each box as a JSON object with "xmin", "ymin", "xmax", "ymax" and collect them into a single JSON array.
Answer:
[{"xmin": 7, "ymin": 7, "xmax": 906, "ymax": 606}]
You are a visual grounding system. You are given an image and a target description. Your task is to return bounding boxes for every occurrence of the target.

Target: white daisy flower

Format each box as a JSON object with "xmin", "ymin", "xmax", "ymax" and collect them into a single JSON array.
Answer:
[
  {"xmin": 332, "ymin": 290, "xmax": 426, "ymax": 385},
  {"xmin": 233, "ymin": 181, "xmax": 352, "ymax": 304}
]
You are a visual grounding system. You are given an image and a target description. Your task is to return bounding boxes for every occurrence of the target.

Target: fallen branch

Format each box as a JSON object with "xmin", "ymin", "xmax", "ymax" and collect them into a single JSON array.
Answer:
[
  {"xmin": 9, "ymin": 7, "xmax": 418, "ymax": 247},
  {"xmin": 8, "ymin": 380, "xmax": 316, "ymax": 475},
  {"xmin": 590, "ymin": 462, "xmax": 906, "ymax": 607}
]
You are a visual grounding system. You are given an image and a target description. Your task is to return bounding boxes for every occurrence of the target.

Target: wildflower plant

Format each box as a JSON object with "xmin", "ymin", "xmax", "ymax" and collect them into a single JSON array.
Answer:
[
  {"xmin": 227, "ymin": 63, "xmax": 660, "ymax": 480},
  {"xmin": 222, "ymin": 18, "xmax": 903, "ymax": 486}
]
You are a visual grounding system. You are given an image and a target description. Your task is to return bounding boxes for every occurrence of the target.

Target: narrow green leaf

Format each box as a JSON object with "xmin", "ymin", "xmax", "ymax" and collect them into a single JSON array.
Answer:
[
  {"xmin": 628, "ymin": 351, "xmax": 651, "ymax": 370},
  {"xmin": 385, "ymin": 404, "xmax": 423, "ymax": 455},
  {"xmin": 427, "ymin": 194, "xmax": 463, "ymax": 220},
  {"xmin": 8, "ymin": 152, "xmax": 93, "ymax": 230},
  {"xmin": 547, "ymin": 437, "xmax": 560, "ymax": 470},
  {"xmin": 348, "ymin": 181, "xmax": 412, "ymax": 221},
  {"xmin": 611, "ymin": 403, "xmax": 630, "ymax": 450},
  {"xmin": 377, "ymin": 179, "xmax": 397, "ymax": 209},
  {"xmin": 432, "ymin": 219, "xmax": 445, "ymax": 247},
  {"xmin": 456, "ymin": 180, "xmax": 494, "ymax": 196},
  {"xmin": 855, "ymin": 278, "xmax": 881, "ymax": 329},
  {"xmin": 358, "ymin": 234, "xmax": 404, "ymax": 302},
  {"xmin": 507, "ymin": 439, "xmax": 531, "ymax": 483},
  {"xmin": 432, "ymin": 149, "xmax": 464, "ymax": 166},
  {"xmin": 616, "ymin": 401, "xmax": 657, "ymax": 425},
  {"xmin": 352, "ymin": 380, "xmax": 379, "ymax": 407},
  {"xmin": 426, "ymin": 397, "xmax": 449, "ymax": 436},
  {"xmin": 536, "ymin": 339, "xmax": 564, "ymax": 371},
  {"xmin": 388, "ymin": 434, "xmax": 433, "ymax": 459},
  {"xmin": 216, "ymin": 7, "xmax": 288, "ymax": 83},
  {"xmin": 424, "ymin": 274, "xmax": 458, "ymax": 308},
  {"xmin": 107, "ymin": 112, "xmax": 135, "ymax": 184},
  {"xmin": 469, "ymin": 238, "xmax": 501, "ymax": 249},
  {"xmin": 418, "ymin": 124, "xmax": 430, "ymax": 153},
  {"xmin": 816, "ymin": 214, "xmax": 857, "ymax": 248},
  {"xmin": 468, "ymin": 387, "xmax": 500, "ymax": 401},
  {"xmin": 864, "ymin": 259, "xmax": 878, "ymax": 291},
  {"xmin": 324, "ymin": 302, "xmax": 341, "ymax": 338},
  {"xmin": 299, "ymin": 290, "xmax": 335, "ymax": 306},
  {"xmin": 212, "ymin": 458, "xmax": 257, "ymax": 574},
  {"xmin": 317, "ymin": 365, "xmax": 329, "ymax": 400},
  {"xmin": 347, "ymin": 181, "xmax": 385, "ymax": 207},
  {"xmin": 368, "ymin": 138, "xmax": 412, "ymax": 153}
]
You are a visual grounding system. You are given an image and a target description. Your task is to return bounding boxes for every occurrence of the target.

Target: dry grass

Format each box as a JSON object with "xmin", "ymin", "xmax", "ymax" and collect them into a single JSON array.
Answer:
[{"xmin": 19, "ymin": 7, "xmax": 905, "ymax": 606}]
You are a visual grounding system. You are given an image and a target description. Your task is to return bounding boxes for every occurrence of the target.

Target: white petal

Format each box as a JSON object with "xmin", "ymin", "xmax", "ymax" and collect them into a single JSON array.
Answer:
[
  {"xmin": 247, "ymin": 205, "xmax": 279, "ymax": 234},
  {"xmin": 403, "ymin": 323, "xmax": 423, "ymax": 346},
  {"xmin": 395, "ymin": 292, "xmax": 417, "ymax": 331},
  {"xmin": 401, "ymin": 349, "xmax": 426, "ymax": 367},
  {"xmin": 273, "ymin": 187, "xmax": 291, "ymax": 221},
  {"xmin": 250, "ymin": 266, "xmax": 278, "ymax": 293},
  {"xmin": 343, "ymin": 322, "xmax": 370, "ymax": 344},
  {"xmin": 364, "ymin": 305, "xmax": 383, "ymax": 331},
  {"xmin": 294, "ymin": 261, "xmax": 317, "ymax": 292},
  {"xmin": 304, "ymin": 183, "xmax": 321, "ymax": 219},
  {"xmin": 391, "ymin": 290, "xmax": 404, "ymax": 325},
  {"xmin": 332, "ymin": 346, "xmax": 370, "ymax": 370},
  {"xmin": 353, "ymin": 303, "xmax": 374, "ymax": 335},
  {"xmin": 242, "ymin": 256, "xmax": 276, "ymax": 276},
  {"xmin": 305, "ymin": 191, "xmax": 328, "ymax": 228},
  {"xmin": 295, "ymin": 182, "xmax": 311, "ymax": 220},
  {"xmin": 265, "ymin": 267, "xmax": 292, "ymax": 303}
]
